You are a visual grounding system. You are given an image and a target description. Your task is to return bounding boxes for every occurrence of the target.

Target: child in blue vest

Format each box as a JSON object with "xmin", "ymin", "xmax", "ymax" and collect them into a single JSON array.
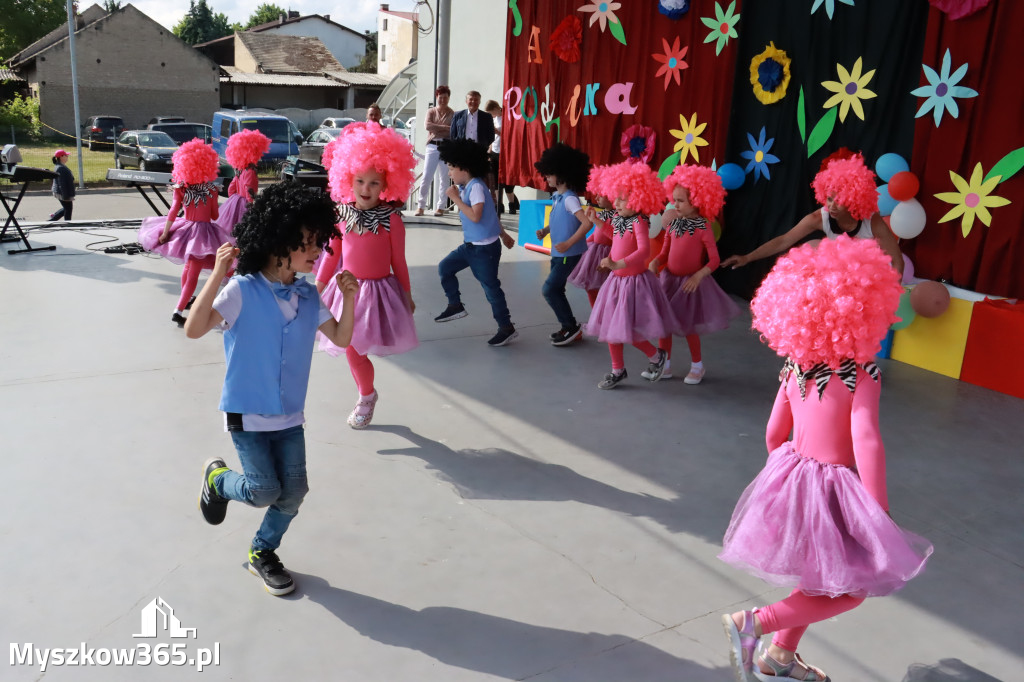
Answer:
[
  {"xmin": 434, "ymin": 138, "xmax": 519, "ymax": 347},
  {"xmin": 185, "ymin": 182, "xmax": 359, "ymax": 596},
  {"xmin": 533, "ymin": 143, "xmax": 594, "ymax": 346}
]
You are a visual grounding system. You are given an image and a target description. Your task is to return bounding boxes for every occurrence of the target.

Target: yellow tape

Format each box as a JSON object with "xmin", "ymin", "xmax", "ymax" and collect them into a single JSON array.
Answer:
[{"xmin": 38, "ymin": 120, "xmax": 83, "ymax": 141}]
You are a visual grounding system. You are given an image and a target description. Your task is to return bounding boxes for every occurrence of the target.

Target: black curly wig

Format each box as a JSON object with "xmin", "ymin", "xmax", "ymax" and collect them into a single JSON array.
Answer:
[
  {"xmin": 232, "ymin": 181, "xmax": 339, "ymax": 275},
  {"xmin": 534, "ymin": 143, "xmax": 591, "ymax": 193},
  {"xmin": 437, "ymin": 139, "xmax": 490, "ymax": 179}
]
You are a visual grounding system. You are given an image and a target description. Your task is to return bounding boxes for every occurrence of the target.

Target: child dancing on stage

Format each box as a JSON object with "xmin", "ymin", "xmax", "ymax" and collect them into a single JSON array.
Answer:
[
  {"xmin": 568, "ymin": 166, "xmax": 615, "ymax": 308},
  {"xmin": 217, "ymin": 128, "xmax": 270, "ymax": 232}
]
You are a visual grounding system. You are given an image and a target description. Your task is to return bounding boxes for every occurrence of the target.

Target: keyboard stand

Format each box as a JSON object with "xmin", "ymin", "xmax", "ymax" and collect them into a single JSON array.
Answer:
[{"xmin": 0, "ymin": 181, "xmax": 57, "ymax": 254}]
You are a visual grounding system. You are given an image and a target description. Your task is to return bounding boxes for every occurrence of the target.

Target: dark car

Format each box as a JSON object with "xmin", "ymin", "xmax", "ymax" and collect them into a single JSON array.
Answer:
[
  {"xmin": 147, "ymin": 116, "xmax": 186, "ymax": 125},
  {"xmin": 147, "ymin": 122, "xmax": 213, "ymax": 146},
  {"xmin": 114, "ymin": 130, "xmax": 178, "ymax": 171},
  {"xmin": 82, "ymin": 115, "xmax": 125, "ymax": 150},
  {"xmin": 298, "ymin": 127, "xmax": 342, "ymax": 166}
]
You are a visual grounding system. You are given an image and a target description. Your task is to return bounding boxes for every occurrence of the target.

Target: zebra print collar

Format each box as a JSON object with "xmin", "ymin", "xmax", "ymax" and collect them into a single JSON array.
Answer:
[
  {"xmin": 597, "ymin": 208, "xmax": 615, "ymax": 222},
  {"xmin": 780, "ymin": 357, "xmax": 881, "ymax": 400},
  {"xmin": 175, "ymin": 182, "xmax": 218, "ymax": 207},
  {"xmin": 611, "ymin": 214, "xmax": 639, "ymax": 236},
  {"xmin": 339, "ymin": 203, "xmax": 396, "ymax": 235},
  {"xmin": 669, "ymin": 216, "xmax": 706, "ymax": 237}
]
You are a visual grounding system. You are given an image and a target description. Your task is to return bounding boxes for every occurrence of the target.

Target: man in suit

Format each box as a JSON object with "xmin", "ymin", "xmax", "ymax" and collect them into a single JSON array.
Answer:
[{"xmin": 450, "ymin": 91, "xmax": 495, "ymax": 150}]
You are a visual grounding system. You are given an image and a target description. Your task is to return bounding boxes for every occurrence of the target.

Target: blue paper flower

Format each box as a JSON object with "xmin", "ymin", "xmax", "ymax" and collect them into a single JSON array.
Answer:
[
  {"xmin": 810, "ymin": 0, "xmax": 854, "ymax": 20},
  {"xmin": 658, "ymin": 0, "xmax": 690, "ymax": 20},
  {"xmin": 910, "ymin": 48, "xmax": 978, "ymax": 127},
  {"xmin": 740, "ymin": 127, "xmax": 780, "ymax": 181}
]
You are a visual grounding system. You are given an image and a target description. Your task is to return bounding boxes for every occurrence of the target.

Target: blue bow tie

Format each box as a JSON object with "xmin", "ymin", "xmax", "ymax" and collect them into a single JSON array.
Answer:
[{"xmin": 269, "ymin": 279, "xmax": 310, "ymax": 301}]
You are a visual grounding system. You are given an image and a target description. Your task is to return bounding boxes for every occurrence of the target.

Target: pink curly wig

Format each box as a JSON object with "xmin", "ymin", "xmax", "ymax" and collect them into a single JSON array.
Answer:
[
  {"xmin": 663, "ymin": 164, "xmax": 726, "ymax": 221},
  {"xmin": 811, "ymin": 153, "xmax": 878, "ymax": 220},
  {"xmin": 586, "ymin": 164, "xmax": 608, "ymax": 199},
  {"xmin": 600, "ymin": 161, "xmax": 666, "ymax": 216},
  {"xmin": 171, "ymin": 139, "xmax": 219, "ymax": 185},
  {"xmin": 751, "ymin": 235, "xmax": 902, "ymax": 369},
  {"xmin": 225, "ymin": 129, "xmax": 271, "ymax": 169},
  {"xmin": 327, "ymin": 124, "xmax": 415, "ymax": 203}
]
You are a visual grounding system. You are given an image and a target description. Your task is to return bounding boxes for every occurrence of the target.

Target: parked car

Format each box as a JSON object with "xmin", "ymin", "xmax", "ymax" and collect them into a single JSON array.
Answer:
[
  {"xmin": 382, "ymin": 116, "xmax": 413, "ymax": 142},
  {"xmin": 319, "ymin": 117, "xmax": 356, "ymax": 129},
  {"xmin": 147, "ymin": 116, "xmax": 186, "ymax": 125},
  {"xmin": 82, "ymin": 115, "xmax": 125, "ymax": 150},
  {"xmin": 297, "ymin": 127, "xmax": 342, "ymax": 166},
  {"xmin": 113, "ymin": 130, "xmax": 178, "ymax": 171},
  {"xmin": 211, "ymin": 110, "xmax": 302, "ymax": 164},
  {"xmin": 147, "ymin": 122, "xmax": 213, "ymax": 146}
]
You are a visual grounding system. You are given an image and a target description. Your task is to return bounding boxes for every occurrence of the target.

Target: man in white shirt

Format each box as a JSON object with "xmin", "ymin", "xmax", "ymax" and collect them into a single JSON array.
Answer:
[{"xmin": 450, "ymin": 91, "xmax": 495, "ymax": 149}]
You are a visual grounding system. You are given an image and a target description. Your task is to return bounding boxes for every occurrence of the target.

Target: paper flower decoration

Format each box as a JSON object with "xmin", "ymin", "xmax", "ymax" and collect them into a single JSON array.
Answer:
[
  {"xmin": 934, "ymin": 163, "xmax": 1011, "ymax": 238},
  {"xmin": 821, "ymin": 57, "xmax": 877, "ymax": 123},
  {"xmin": 910, "ymin": 49, "xmax": 978, "ymax": 127},
  {"xmin": 811, "ymin": 0, "xmax": 855, "ymax": 19},
  {"xmin": 621, "ymin": 124, "xmax": 656, "ymax": 164},
  {"xmin": 669, "ymin": 113, "xmax": 709, "ymax": 164},
  {"xmin": 652, "ymin": 37, "xmax": 689, "ymax": 90},
  {"xmin": 740, "ymin": 127, "xmax": 780, "ymax": 181},
  {"xmin": 658, "ymin": 0, "xmax": 690, "ymax": 20},
  {"xmin": 750, "ymin": 42, "xmax": 791, "ymax": 104},
  {"xmin": 578, "ymin": 2, "xmax": 627, "ymax": 45},
  {"xmin": 701, "ymin": 2, "xmax": 740, "ymax": 56},
  {"xmin": 549, "ymin": 15, "xmax": 582, "ymax": 63}
]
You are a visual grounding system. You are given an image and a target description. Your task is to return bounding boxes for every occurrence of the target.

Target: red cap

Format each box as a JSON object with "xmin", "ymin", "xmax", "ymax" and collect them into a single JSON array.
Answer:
[{"xmin": 55, "ymin": 149, "xmax": 70, "ymax": 158}]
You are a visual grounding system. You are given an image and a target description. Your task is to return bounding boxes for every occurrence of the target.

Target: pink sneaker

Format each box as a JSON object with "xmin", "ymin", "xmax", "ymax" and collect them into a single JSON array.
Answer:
[
  {"xmin": 684, "ymin": 367, "xmax": 705, "ymax": 385},
  {"xmin": 347, "ymin": 392, "xmax": 378, "ymax": 429}
]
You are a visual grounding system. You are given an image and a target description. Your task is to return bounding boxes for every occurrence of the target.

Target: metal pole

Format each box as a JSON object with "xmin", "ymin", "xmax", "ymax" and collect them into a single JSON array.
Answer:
[
  {"xmin": 66, "ymin": 0, "xmax": 85, "ymax": 188},
  {"xmin": 436, "ymin": 0, "xmax": 451, "ymax": 88}
]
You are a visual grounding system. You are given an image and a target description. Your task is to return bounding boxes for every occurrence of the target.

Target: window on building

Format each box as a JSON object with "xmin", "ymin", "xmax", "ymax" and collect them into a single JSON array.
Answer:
[
  {"xmin": 381, "ymin": 44, "xmax": 386, "ymax": 62},
  {"xmin": 383, "ymin": 18, "xmax": 388, "ymax": 31}
]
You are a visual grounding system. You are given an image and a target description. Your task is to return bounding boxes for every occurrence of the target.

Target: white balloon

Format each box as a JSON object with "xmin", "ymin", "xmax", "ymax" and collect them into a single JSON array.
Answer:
[{"xmin": 889, "ymin": 198, "xmax": 927, "ymax": 239}]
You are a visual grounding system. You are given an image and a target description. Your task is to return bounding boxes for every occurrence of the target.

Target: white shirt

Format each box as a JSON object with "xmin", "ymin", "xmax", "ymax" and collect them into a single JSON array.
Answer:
[
  {"xmin": 490, "ymin": 116, "xmax": 501, "ymax": 154},
  {"xmin": 466, "ymin": 110, "xmax": 479, "ymax": 142}
]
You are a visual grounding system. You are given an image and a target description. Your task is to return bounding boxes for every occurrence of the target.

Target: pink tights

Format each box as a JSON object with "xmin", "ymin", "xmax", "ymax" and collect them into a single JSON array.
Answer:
[
  {"xmin": 608, "ymin": 341, "xmax": 657, "ymax": 371},
  {"xmin": 757, "ymin": 589, "xmax": 865, "ymax": 651},
  {"xmin": 177, "ymin": 255, "xmax": 233, "ymax": 311},
  {"xmin": 346, "ymin": 346, "xmax": 375, "ymax": 396},
  {"xmin": 657, "ymin": 334, "xmax": 701, "ymax": 363}
]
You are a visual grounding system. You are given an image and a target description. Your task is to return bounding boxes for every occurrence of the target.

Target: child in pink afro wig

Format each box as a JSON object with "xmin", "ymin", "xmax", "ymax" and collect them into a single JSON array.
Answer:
[
  {"xmin": 139, "ymin": 139, "xmax": 232, "ymax": 327},
  {"xmin": 568, "ymin": 164, "xmax": 616, "ymax": 306},
  {"xmin": 316, "ymin": 121, "xmax": 418, "ymax": 429},
  {"xmin": 647, "ymin": 164, "xmax": 740, "ymax": 384},
  {"xmin": 583, "ymin": 161, "xmax": 677, "ymax": 389},
  {"xmin": 218, "ymin": 129, "xmax": 271, "ymax": 231},
  {"xmin": 719, "ymin": 235, "xmax": 930, "ymax": 682}
]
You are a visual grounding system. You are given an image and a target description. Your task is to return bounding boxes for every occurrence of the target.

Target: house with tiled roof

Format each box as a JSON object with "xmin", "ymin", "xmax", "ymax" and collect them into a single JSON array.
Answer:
[{"xmin": 246, "ymin": 11, "xmax": 368, "ymax": 70}]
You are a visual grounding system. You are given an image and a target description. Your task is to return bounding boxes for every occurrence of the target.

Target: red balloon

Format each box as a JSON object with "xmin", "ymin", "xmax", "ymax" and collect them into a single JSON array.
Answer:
[
  {"xmin": 888, "ymin": 171, "xmax": 920, "ymax": 201},
  {"xmin": 910, "ymin": 281, "xmax": 950, "ymax": 318}
]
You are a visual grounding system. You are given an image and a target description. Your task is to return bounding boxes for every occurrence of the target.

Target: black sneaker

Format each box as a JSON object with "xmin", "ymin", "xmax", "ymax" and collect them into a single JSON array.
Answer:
[
  {"xmin": 185, "ymin": 296, "xmax": 197, "ymax": 310},
  {"xmin": 248, "ymin": 548, "xmax": 295, "ymax": 596},
  {"xmin": 644, "ymin": 349, "xmax": 668, "ymax": 382},
  {"xmin": 198, "ymin": 457, "xmax": 229, "ymax": 525},
  {"xmin": 434, "ymin": 302, "xmax": 468, "ymax": 322},
  {"xmin": 551, "ymin": 323, "xmax": 583, "ymax": 346},
  {"xmin": 171, "ymin": 312, "xmax": 187, "ymax": 328},
  {"xmin": 549, "ymin": 329, "xmax": 562, "ymax": 341},
  {"xmin": 598, "ymin": 368, "xmax": 627, "ymax": 389},
  {"xmin": 487, "ymin": 325, "xmax": 519, "ymax": 346}
]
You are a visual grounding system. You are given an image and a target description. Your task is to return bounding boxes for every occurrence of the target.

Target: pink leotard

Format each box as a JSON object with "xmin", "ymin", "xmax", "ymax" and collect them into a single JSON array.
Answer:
[
  {"xmin": 609, "ymin": 215, "xmax": 651, "ymax": 277},
  {"xmin": 168, "ymin": 186, "xmax": 219, "ymax": 223},
  {"xmin": 657, "ymin": 217, "xmax": 720, "ymax": 277},
  {"xmin": 587, "ymin": 211, "xmax": 614, "ymax": 246},
  {"xmin": 317, "ymin": 212, "xmax": 411, "ymax": 291},
  {"xmin": 227, "ymin": 167, "xmax": 258, "ymax": 201}
]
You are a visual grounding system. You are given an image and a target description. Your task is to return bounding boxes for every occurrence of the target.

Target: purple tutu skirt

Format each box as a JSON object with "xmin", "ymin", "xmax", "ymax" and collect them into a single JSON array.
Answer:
[
  {"xmin": 568, "ymin": 242, "xmax": 611, "ymax": 290},
  {"xmin": 216, "ymin": 194, "xmax": 250, "ymax": 233},
  {"xmin": 584, "ymin": 270, "xmax": 678, "ymax": 343},
  {"xmin": 139, "ymin": 217, "xmax": 234, "ymax": 265},
  {"xmin": 661, "ymin": 270, "xmax": 744, "ymax": 336},
  {"xmin": 719, "ymin": 442, "xmax": 933, "ymax": 598},
  {"xmin": 318, "ymin": 274, "xmax": 419, "ymax": 357}
]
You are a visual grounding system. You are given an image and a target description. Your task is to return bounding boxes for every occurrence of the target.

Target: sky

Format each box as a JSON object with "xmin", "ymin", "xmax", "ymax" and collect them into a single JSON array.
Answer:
[{"xmin": 125, "ymin": 0, "xmax": 420, "ymax": 35}]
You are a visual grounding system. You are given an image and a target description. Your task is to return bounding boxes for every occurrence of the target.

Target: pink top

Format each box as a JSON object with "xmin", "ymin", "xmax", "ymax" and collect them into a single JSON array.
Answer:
[
  {"xmin": 169, "ymin": 185, "xmax": 219, "ymax": 222},
  {"xmin": 766, "ymin": 364, "xmax": 889, "ymax": 511},
  {"xmin": 609, "ymin": 215, "xmax": 651, "ymax": 277},
  {"xmin": 316, "ymin": 212, "xmax": 411, "ymax": 292},
  {"xmin": 587, "ymin": 210, "xmax": 614, "ymax": 246},
  {"xmin": 657, "ymin": 217, "xmax": 720, "ymax": 277},
  {"xmin": 227, "ymin": 167, "xmax": 258, "ymax": 201}
]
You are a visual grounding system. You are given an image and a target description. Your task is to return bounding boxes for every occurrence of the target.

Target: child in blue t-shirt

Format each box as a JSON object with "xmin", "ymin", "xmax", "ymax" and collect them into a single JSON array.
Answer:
[
  {"xmin": 184, "ymin": 182, "xmax": 359, "ymax": 597},
  {"xmin": 433, "ymin": 138, "xmax": 519, "ymax": 347},
  {"xmin": 533, "ymin": 143, "xmax": 594, "ymax": 346}
]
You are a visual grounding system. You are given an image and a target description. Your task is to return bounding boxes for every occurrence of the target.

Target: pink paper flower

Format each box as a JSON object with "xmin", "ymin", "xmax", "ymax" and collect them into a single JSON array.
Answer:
[{"xmin": 621, "ymin": 124, "xmax": 657, "ymax": 164}]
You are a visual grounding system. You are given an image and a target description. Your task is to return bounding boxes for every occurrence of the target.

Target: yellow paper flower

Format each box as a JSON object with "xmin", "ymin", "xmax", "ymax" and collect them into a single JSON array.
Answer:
[
  {"xmin": 669, "ymin": 113, "xmax": 709, "ymax": 164},
  {"xmin": 821, "ymin": 57, "xmax": 877, "ymax": 122},
  {"xmin": 934, "ymin": 163, "xmax": 1011, "ymax": 238},
  {"xmin": 750, "ymin": 42, "xmax": 791, "ymax": 105}
]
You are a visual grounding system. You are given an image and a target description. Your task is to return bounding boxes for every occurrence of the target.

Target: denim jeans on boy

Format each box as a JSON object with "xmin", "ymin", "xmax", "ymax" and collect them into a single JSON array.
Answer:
[
  {"xmin": 543, "ymin": 254, "xmax": 583, "ymax": 328},
  {"xmin": 439, "ymin": 240, "xmax": 511, "ymax": 327},
  {"xmin": 216, "ymin": 425, "xmax": 309, "ymax": 551}
]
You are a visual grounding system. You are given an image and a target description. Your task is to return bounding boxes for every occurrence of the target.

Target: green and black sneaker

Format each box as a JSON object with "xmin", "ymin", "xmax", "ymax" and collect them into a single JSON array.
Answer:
[
  {"xmin": 248, "ymin": 548, "xmax": 295, "ymax": 596},
  {"xmin": 198, "ymin": 458, "xmax": 230, "ymax": 525}
]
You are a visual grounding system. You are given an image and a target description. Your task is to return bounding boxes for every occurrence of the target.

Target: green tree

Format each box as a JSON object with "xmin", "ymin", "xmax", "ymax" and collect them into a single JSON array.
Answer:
[
  {"xmin": 0, "ymin": 93, "xmax": 42, "ymax": 140},
  {"xmin": 172, "ymin": 0, "xmax": 233, "ymax": 45},
  {"xmin": 103, "ymin": 1, "xmax": 123, "ymax": 12},
  {"xmin": 0, "ymin": 0, "xmax": 66, "ymax": 61},
  {"xmin": 244, "ymin": 4, "xmax": 286, "ymax": 30},
  {"xmin": 350, "ymin": 31, "xmax": 378, "ymax": 73}
]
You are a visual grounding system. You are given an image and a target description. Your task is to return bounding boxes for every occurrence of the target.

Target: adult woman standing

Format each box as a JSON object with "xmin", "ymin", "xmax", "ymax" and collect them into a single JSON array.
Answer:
[{"xmin": 416, "ymin": 85, "xmax": 454, "ymax": 216}]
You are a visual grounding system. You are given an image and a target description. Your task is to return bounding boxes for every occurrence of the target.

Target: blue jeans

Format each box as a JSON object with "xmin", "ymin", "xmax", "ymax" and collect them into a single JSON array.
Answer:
[
  {"xmin": 216, "ymin": 425, "xmax": 309, "ymax": 551},
  {"xmin": 543, "ymin": 254, "xmax": 583, "ymax": 328},
  {"xmin": 439, "ymin": 240, "xmax": 512, "ymax": 327}
]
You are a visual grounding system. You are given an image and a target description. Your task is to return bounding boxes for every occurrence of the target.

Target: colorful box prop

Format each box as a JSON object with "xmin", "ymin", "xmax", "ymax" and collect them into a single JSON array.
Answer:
[
  {"xmin": 877, "ymin": 329, "xmax": 894, "ymax": 360},
  {"xmin": 517, "ymin": 199, "xmax": 597, "ymax": 256},
  {"xmin": 960, "ymin": 299, "xmax": 1024, "ymax": 400},
  {"xmin": 891, "ymin": 294, "xmax": 974, "ymax": 379}
]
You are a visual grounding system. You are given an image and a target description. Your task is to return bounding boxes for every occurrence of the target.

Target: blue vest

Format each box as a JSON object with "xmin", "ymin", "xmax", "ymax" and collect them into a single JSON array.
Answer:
[
  {"xmin": 459, "ymin": 177, "xmax": 502, "ymax": 243},
  {"xmin": 548, "ymin": 191, "xmax": 588, "ymax": 258},
  {"xmin": 219, "ymin": 275, "xmax": 320, "ymax": 415}
]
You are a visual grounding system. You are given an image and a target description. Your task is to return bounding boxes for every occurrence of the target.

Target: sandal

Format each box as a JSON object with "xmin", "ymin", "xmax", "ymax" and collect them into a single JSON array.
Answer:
[
  {"xmin": 754, "ymin": 651, "xmax": 830, "ymax": 682},
  {"xmin": 722, "ymin": 611, "xmax": 760, "ymax": 682},
  {"xmin": 347, "ymin": 392, "xmax": 379, "ymax": 430},
  {"xmin": 433, "ymin": 209, "xmax": 445, "ymax": 216},
  {"xmin": 414, "ymin": 208, "xmax": 424, "ymax": 216}
]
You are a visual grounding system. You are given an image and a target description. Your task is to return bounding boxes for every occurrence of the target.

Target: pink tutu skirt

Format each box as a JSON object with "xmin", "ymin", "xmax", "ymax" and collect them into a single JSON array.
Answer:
[
  {"xmin": 216, "ymin": 194, "xmax": 250, "ymax": 233},
  {"xmin": 568, "ymin": 243, "xmax": 611, "ymax": 290},
  {"xmin": 139, "ymin": 217, "xmax": 234, "ymax": 265},
  {"xmin": 584, "ymin": 270, "xmax": 678, "ymax": 343},
  {"xmin": 719, "ymin": 442, "xmax": 933, "ymax": 598},
  {"xmin": 661, "ymin": 270, "xmax": 744, "ymax": 336},
  {"xmin": 318, "ymin": 274, "xmax": 419, "ymax": 357}
]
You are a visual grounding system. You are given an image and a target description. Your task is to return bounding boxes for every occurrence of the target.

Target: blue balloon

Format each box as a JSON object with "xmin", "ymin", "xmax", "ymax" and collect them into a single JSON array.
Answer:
[
  {"xmin": 718, "ymin": 163, "xmax": 745, "ymax": 190},
  {"xmin": 875, "ymin": 153, "xmax": 909, "ymax": 183},
  {"xmin": 877, "ymin": 184, "xmax": 898, "ymax": 217}
]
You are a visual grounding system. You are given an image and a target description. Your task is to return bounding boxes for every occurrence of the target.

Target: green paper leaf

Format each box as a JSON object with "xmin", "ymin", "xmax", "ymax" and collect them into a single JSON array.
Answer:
[
  {"xmin": 509, "ymin": 0, "xmax": 522, "ymax": 37},
  {"xmin": 797, "ymin": 86, "xmax": 806, "ymax": 144},
  {"xmin": 608, "ymin": 17, "xmax": 627, "ymax": 45},
  {"xmin": 657, "ymin": 151, "xmax": 683, "ymax": 181},
  {"xmin": 984, "ymin": 146, "xmax": 1024, "ymax": 184},
  {"xmin": 807, "ymin": 107, "xmax": 837, "ymax": 158}
]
